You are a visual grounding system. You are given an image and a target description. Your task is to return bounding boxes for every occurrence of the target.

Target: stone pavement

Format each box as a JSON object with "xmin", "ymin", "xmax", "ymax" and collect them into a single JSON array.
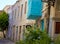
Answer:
[{"xmin": 0, "ymin": 38, "xmax": 15, "ymax": 44}]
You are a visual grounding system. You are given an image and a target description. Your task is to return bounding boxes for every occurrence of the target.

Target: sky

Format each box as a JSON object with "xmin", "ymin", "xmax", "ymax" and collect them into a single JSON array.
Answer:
[{"xmin": 0, "ymin": 0, "xmax": 17, "ymax": 10}]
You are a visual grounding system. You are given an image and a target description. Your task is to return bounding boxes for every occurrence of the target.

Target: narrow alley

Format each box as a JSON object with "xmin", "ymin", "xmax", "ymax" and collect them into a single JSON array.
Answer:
[{"xmin": 0, "ymin": 0, "xmax": 60, "ymax": 44}]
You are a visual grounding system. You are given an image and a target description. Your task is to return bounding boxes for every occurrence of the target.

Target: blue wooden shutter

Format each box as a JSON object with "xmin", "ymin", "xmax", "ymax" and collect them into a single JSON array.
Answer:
[{"xmin": 27, "ymin": 0, "xmax": 42, "ymax": 20}]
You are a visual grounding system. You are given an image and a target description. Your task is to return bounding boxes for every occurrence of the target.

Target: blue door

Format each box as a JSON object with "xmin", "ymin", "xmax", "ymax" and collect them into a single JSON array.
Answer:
[{"xmin": 41, "ymin": 20, "xmax": 44, "ymax": 31}]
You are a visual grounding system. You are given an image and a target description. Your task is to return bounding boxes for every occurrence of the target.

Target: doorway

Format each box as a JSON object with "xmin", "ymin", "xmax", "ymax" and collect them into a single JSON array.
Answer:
[{"xmin": 55, "ymin": 22, "xmax": 60, "ymax": 34}]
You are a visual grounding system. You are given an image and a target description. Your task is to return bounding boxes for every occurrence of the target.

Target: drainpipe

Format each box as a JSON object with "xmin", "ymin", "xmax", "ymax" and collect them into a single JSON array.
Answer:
[{"xmin": 47, "ymin": 0, "xmax": 51, "ymax": 34}]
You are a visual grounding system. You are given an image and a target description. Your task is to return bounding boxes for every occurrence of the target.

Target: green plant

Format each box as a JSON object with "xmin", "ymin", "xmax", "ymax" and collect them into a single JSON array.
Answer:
[
  {"xmin": 0, "ymin": 11, "xmax": 9, "ymax": 38},
  {"xmin": 54, "ymin": 35, "xmax": 60, "ymax": 44},
  {"xmin": 16, "ymin": 25, "xmax": 51, "ymax": 44},
  {"xmin": 16, "ymin": 40, "xmax": 24, "ymax": 44}
]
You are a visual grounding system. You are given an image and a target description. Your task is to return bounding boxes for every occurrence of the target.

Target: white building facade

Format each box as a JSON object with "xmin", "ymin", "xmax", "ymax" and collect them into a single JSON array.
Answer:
[{"xmin": 8, "ymin": 0, "xmax": 35, "ymax": 42}]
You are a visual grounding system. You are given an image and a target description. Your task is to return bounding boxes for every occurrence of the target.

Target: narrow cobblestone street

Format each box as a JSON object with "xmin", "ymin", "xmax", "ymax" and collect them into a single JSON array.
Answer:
[{"xmin": 0, "ymin": 38, "xmax": 15, "ymax": 44}]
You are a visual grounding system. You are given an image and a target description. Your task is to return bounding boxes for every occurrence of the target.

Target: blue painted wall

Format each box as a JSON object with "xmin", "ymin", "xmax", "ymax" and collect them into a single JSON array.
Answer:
[{"xmin": 27, "ymin": 0, "xmax": 42, "ymax": 20}]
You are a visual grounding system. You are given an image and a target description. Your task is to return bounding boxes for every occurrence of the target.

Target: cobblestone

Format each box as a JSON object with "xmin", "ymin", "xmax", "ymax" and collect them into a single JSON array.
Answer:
[{"xmin": 0, "ymin": 38, "xmax": 15, "ymax": 44}]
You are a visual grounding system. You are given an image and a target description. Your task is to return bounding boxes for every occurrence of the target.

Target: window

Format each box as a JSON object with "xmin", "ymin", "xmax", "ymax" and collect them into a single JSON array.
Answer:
[
  {"xmin": 15, "ymin": 9, "xmax": 16, "ymax": 19},
  {"xmin": 16, "ymin": 26, "xmax": 18, "ymax": 41},
  {"xmin": 12, "ymin": 26, "xmax": 15, "ymax": 40},
  {"xmin": 24, "ymin": 2, "xmax": 27, "ymax": 14},
  {"xmin": 20, "ymin": 4, "xmax": 23, "ymax": 20},
  {"xmin": 23, "ymin": 25, "xmax": 26, "ymax": 39},
  {"xmin": 19, "ymin": 26, "xmax": 21, "ymax": 40},
  {"xmin": 23, "ymin": 25, "xmax": 25, "ymax": 33},
  {"xmin": 18, "ymin": 6, "xmax": 20, "ymax": 17},
  {"xmin": 12, "ymin": 11, "xmax": 14, "ymax": 20},
  {"xmin": 21, "ymin": 4, "xmax": 23, "ymax": 19},
  {"xmin": 19, "ymin": 26, "xmax": 21, "ymax": 34}
]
